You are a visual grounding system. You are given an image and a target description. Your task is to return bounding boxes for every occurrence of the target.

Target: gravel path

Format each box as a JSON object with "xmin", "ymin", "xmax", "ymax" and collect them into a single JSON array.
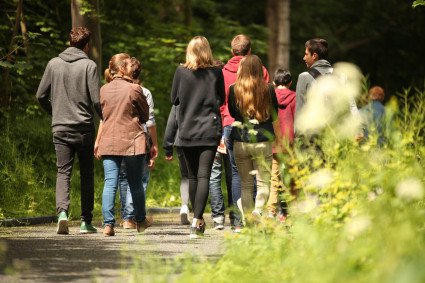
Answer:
[{"xmin": 0, "ymin": 213, "xmax": 228, "ymax": 282}]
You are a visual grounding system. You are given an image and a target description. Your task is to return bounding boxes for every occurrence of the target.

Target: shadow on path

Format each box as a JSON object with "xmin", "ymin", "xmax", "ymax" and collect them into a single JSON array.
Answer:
[{"xmin": 0, "ymin": 213, "xmax": 226, "ymax": 282}]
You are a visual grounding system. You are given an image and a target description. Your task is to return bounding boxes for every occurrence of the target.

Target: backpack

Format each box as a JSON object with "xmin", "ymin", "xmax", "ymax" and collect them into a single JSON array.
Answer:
[{"xmin": 307, "ymin": 67, "xmax": 322, "ymax": 79}]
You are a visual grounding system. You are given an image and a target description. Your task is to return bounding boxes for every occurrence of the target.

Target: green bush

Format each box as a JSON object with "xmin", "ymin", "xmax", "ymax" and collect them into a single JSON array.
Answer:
[{"xmin": 130, "ymin": 77, "xmax": 425, "ymax": 282}]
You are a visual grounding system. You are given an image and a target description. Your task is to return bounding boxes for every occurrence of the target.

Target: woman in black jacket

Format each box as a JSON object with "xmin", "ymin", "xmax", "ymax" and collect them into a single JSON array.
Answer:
[{"xmin": 170, "ymin": 36, "xmax": 225, "ymax": 239}]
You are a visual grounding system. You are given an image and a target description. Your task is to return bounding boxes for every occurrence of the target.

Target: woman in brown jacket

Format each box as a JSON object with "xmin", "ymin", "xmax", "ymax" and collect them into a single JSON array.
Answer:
[{"xmin": 94, "ymin": 53, "xmax": 151, "ymax": 236}]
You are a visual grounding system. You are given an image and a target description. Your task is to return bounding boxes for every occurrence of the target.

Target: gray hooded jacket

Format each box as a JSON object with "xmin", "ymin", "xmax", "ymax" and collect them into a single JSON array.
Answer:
[
  {"xmin": 36, "ymin": 47, "xmax": 102, "ymax": 132},
  {"xmin": 295, "ymin": 59, "xmax": 333, "ymax": 118}
]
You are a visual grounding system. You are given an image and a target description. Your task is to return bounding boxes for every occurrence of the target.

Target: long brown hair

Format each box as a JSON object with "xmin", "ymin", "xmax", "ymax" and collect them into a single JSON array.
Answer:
[
  {"xmin": 234, "ymin": 55, "xmax": 270, "ymax": 122},
  {"xmin": 183, "ymin": 36, "xmax": 215, "ymax": 70},
  {"xmin": 104, "ymin": 53, "xmax": 131, "ymax": 82}
]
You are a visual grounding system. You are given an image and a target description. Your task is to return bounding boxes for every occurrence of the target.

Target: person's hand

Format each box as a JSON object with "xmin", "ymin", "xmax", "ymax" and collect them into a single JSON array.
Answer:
[
  {"xmin": 165, "ymin": 155, "xmax": 173, "ymax": 161},
  {"xmin": 150, "ymin": 145, "xmax": 158, "ymax": 160},
  {"xmin": 94, "ymin": 143, "xmax": 101, "ymax": 160},
  {"xmin": 147, "ymin": 158, "xmax": 155, "ymax": 169}
]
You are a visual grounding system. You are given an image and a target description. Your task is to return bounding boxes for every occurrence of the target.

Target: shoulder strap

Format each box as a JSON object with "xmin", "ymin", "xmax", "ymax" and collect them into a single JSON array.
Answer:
[{"xmin": 307, "ymin": 67, "xmax": 322, "ymax": 79}]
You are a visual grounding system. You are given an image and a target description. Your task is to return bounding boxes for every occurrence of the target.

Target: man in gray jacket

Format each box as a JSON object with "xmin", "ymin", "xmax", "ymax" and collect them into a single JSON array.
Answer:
[
  {"xmin": 36, "ymin": 27, "xmax": 102, "ymax": 235},
  {"xmin": 295, "ymin": 38, "xmax": 333, "ymax": 122}
]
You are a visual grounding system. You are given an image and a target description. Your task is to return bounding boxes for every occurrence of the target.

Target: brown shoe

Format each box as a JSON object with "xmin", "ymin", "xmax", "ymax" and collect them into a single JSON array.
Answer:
[
  {"xmin": 136, "ymin": 216, "xmax": 153, "ymax": 233},
  {"xmin": 103, "ymin": 225, "xmax": 115, "ymax": 236},
  {"xmin": 123, "ymin": 219, "xmax": 136, "ymax": 229}
]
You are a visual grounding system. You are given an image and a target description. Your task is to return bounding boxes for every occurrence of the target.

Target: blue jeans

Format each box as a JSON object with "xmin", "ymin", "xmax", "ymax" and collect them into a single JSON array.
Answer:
[
  {"xmin": 223, "ymin": 126, "xmax": 243, "ymax": 226},
  {"xmin": 209, "ymin": 150, "xmax": 232, "ymax": 219},
  {"xmin": 119, "ymin": 155, "xmax": 150, "ymax": 220},
  {"xmin": 102, "ymin": 155, "xmax": 146, "ymax": 226}
]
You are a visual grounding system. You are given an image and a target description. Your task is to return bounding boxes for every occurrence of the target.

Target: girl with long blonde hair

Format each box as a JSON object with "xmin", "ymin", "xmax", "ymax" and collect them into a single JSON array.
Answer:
[
  {"xmin": 169, "ymin": 36, "xmax": 225, "ymax": 238},
  {"xmin": 228, "ymin": 54, "xmax": 278, "ymax": 223}
]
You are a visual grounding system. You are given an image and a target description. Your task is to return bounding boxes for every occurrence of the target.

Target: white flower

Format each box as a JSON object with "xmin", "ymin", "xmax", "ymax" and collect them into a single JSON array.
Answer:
[
  {"xmin": 232, "ymin": 121, "xmax": 243, "ymax": 128},
  {"xmin": 308, "ymin": 169, "xmax": 334, "ymax": 188},
  {"xmin": 248, "ymin": 129, "xmax": 258, "ymax": 136},
  {"xmin": 345, "ymin": 215, "xmax": 371, "ymax": 238},
  {"xmin": 296, "ymin": 195, "xmax": 318, "ymax": 214},
  {"xmin": 170, "ymin": 195, "xmax": 176, "ymax": 202},
  {"xmin": 249, "ymin": 170, "xmax": 258, "ymax": 176},
  {"xmin": 249, "ymin": 119, "xmax": 259, "ymax": 125},
  {"xmin": 367, "ymin": 192, "xmax": 377, "ymax": 202},
  {"xmin": 395, "ymin": 178, "xmax": 424, "ymax": 201}
]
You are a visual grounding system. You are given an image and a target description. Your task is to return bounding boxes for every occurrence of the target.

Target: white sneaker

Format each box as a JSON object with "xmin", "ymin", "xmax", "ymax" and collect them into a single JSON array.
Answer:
[
  {"xmin": 212, "ymin": 216, "xmax": 225, "ymax": 230},
  {"xmin": 180, "ymin": 205, "xmax": 190, "ymax": 225}
]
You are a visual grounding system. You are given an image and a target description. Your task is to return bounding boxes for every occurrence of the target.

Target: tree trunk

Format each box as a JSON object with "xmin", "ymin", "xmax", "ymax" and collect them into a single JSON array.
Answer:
[
  {"xmin": 1, "ymin": 0, "xmax": 23, "ymax": 108},
  {"xmin": 184, "ymin": 0, "xmax": 192, "ymax": 27},
  {"xmin": 71, "ymin": 0, "xmax": 102, "ymax": 75},
  {"xmin": 267, "ymin": 0, "xmax": 290, "ymax": 75}
]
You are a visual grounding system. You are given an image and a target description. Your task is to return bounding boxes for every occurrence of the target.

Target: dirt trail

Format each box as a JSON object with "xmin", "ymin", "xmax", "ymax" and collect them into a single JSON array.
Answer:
[{"xmin": 0, "ymin": 213, "xmax": 227, "ymax": 282}]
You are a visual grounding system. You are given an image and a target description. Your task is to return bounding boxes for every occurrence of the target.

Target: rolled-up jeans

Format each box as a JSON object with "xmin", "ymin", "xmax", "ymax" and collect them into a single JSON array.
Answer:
[
  {"xmin": 102, "ymin": 155, "xmax": 146, "ymax": 227},
  {"xmin": 53, "ymin": 130, "xmax": 94, "ymax": 224}
]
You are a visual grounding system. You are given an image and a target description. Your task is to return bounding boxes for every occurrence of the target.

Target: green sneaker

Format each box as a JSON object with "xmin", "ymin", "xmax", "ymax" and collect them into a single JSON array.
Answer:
[
  {"xmin": 80, "ymin": 221, "xmax": 97, "ymax": 234},
  {"xmin": 57, "ymin": 211, "xmax": 69, "ymax": 235}
]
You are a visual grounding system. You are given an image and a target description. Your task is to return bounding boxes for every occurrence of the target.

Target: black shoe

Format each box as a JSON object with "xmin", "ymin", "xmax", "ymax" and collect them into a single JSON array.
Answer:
[{"xmin": 189, "ymin": 219, "xmax": 205, "ymax": 239}]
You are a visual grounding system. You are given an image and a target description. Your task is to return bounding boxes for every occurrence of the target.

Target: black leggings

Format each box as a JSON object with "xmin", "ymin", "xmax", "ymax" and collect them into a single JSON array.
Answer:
[{"xmin": 181, "ymin": 146, "xmax": 216, "ymax": 219}]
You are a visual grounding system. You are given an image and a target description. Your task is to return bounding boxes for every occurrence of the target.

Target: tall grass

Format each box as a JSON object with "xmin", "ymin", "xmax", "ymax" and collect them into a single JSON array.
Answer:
[
  {"xmin": 0, "ymin": 105, "xmax": 184, "ymax": 220},
  {"xmin": 128, "ymin": 67, "xmax": 425, "ymax": 282}
]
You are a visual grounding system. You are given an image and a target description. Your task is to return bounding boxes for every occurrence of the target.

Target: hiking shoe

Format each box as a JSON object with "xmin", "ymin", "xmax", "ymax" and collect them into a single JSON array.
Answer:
[
  {"xmin": 212, "ymin": 216, "xmax": 224, "ymax": 230},
  {"xmin": 278, "ymin": 213, "xmax": 287, "ymax": 223},
  {"xmin": 103, "ymin": 225, "xmax": 115, "ymax": 236},
  {"xmin": 234, "ymin": 226, "xmax": 243, "ymax": 233},
  {"xmin": 123, "ymin": 219, "xmax": 137, "ymax": 229},
  {"xmin": 56, "ymin": 211, "xmax": 69, "ymax": 235},
  {"xmin": 213, "ymin": 221, "xmax": 224, "ymax": 230},
  {"xmin": 180, "ymin": 213, "xmax": 190, "ymax": 225},
  {"xmin": 136, "ymin": 216, "xmax": 153, "ymax": 232},
  {"xmin": 80, "ymin": 222, "xmax": 97, "ymax": 234},
  {"xmin": 189, "ymin": 219, "xmax": 205, "ymax": 239}
]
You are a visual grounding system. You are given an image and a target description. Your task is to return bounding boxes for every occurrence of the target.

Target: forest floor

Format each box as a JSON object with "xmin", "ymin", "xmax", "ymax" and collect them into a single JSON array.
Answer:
[{"xmin": 0, "ymin": 212, "xmax": 227, "ymax": 282}]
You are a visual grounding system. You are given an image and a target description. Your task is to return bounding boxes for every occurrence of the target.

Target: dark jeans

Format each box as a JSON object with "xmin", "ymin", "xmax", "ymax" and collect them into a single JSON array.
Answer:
[
  {"xmin": 53, "ymin": 130, "xmax": 94, "ymax": 224},
  {"xmin": 181, "ymin": 146, "xmax": 216, "ymax": 219},
  {"xmin": 223, "ymin": 126, "xmax": 243, "ymax": 226}
]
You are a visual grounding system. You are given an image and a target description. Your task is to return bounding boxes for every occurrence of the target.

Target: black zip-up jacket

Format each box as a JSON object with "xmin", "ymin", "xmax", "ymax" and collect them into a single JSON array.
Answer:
[{"xmin": 170, "ymin": 65, "xmax": 225, "ymax": 147}]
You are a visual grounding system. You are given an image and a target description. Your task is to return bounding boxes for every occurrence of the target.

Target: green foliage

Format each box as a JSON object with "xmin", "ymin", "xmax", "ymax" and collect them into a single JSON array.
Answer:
[
  {"xmin": 413, "ymin": 0, "xmax": 425, "ymax": 8},
  {"xmin": 0, "ymin": 111, "xmax": 55, "ymax": 218},
  {"xmin": 127, "ymin": 85, "xmax": 425, "ymax": 282}
]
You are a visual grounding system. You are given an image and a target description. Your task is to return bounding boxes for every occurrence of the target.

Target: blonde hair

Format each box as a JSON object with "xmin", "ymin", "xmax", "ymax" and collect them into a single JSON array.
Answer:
[
  {"xmin": 234, "ymin": 55, "xmax": 270, "ymax": 122},
  {"xmin": 183, "ymin": 36, "xmax": 215, "ymax": 70},
  {"xmin": 104, "ymin": 53, "xmax": 131, "ymax": 82}
]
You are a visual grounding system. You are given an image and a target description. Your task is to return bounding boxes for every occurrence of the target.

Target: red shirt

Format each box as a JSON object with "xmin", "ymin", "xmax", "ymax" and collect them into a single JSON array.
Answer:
[
  {"xmin": 274, "ymin": 87, "xmax": 296, "ymax": 153},
  {"xmin": 221, "ymin": 56, "xmax": 270, "ymax": 127}
]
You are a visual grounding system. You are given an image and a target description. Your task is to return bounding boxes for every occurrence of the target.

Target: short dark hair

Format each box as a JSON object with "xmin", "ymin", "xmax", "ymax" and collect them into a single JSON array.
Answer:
[
  {"xmin": 231, "ymin": 34, "xmax": 251, "ymax": 56},
  {"xmin": 305, "ymin": 38, "xmax": 328, "ymax": 60},
  {"xmin": 69, "ymin": 27, "xmax": 91, "ymax": 50},
  {"xmin": 273, "ymin": 68, "xmax": 292, "ymax": 86}
]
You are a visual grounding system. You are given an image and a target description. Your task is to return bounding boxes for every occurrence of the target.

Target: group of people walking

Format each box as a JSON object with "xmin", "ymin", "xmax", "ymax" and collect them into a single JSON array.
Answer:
[{"xmin": 36, "ymin": 27, "xmax": 385, "ymax": 239}]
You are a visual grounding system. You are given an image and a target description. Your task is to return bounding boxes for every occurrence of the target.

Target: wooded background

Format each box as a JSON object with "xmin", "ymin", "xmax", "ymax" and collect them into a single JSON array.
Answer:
[
  {"xmin": 1, "ymin": 0, "xmax": 424, "ymax": 112},
  {"xmin": 0, "ymin": 0, "xmax": 424, "ymax": 218}
]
